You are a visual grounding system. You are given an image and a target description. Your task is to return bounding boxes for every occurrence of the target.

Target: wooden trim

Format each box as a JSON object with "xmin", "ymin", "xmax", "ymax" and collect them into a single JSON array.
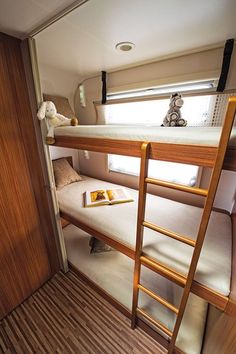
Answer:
[
  {"xmin": 60, "ymin": 211, "xmax": 134, "ymax": 259},
  {"xmin": 137, "ymin": 308, "xmax": 173, "ymax": 337},
  {"xmin": 191, "ymin": 282, "xmax": 229, "ymax": 310},
  {"xmin": 54, "ymin": 136, "xmax": 220, "ymax": 167},
  {"xmin": 149, "ymin": 142, "xmax": 217, "ymax": 167},
  {"xmin": 131, "ymin": 142, "xmax": 150, "ymax": 328},
  {"xmin": 48, "ymin": 133, "xmax": 236, "ymax": 170},
  {"xmin": 143, "ymin": 221, "xmax": 196, "ymax": 247},
  {"xmin": 61, "ymin": 211, "xmax": 229, "ymax": 310},
  {"xmin": 138, "ymin": 284, "xmax": 179, "ymax": 314},
  {"xmin": 60, "ymin": 217, "xmax": 70, "ymax": 228},
  {"xmin": 146, "ymin": 177, "xmax": 208, "ymax": 196}
]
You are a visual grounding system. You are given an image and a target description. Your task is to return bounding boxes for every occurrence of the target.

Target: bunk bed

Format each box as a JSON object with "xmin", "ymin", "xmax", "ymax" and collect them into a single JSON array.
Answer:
[
  {"xmin": 54, "ymin": 125, "xmax": 236, "ymax": 170},
  {"xmin": 52, "ymin": 97, "xmax": 236, "ymax": 354}
]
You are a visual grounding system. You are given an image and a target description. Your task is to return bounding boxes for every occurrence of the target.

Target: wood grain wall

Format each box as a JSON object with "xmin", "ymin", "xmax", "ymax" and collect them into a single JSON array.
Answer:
[{"xmin": 0, "ymin": 32, "xmax": 59, "ymax": 319}]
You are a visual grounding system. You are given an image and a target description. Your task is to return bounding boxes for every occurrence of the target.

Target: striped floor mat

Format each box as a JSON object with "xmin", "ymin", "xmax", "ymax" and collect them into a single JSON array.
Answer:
[{"xmin": 0, "ymin": 270, "xmax": 166, "ymax": 353}]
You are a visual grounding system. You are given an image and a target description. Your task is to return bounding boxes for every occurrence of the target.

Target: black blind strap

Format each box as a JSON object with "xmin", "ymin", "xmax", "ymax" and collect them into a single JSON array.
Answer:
[
  {"xmin": 101, "ymin": 71, "xmax": 107, "ymax": 104},
  {"xmin": 216, "ymin": 38, "xmax": 234, "ymax": 92}
]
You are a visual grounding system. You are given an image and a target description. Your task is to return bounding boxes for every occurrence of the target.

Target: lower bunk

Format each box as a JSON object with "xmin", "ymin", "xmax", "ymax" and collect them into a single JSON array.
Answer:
[
  {"xmin": 63, "ymin": 224, "xmax": 208, "ymax": 354},
  {"xmin": 57, "ymin": 175, "xmax": 232, "ymax": 309}
]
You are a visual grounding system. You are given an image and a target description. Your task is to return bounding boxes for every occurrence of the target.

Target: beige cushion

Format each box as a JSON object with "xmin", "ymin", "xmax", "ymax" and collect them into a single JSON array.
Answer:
[
  {"xmin": 52, "ymin": 158, "xmax": 82, "ymax": 190},
  {"xmin": 43, "ymin": 94, "xmax": 77, "ymax": 120}
]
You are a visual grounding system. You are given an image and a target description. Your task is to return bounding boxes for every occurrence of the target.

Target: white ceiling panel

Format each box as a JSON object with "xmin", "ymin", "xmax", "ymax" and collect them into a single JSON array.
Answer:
[
  {"xmin": 0, "ymin": 0, "xmax": 77, "ymax": 37},
  {"xmin": 35, "ymin": 0, "xmax": 236, "ymax": 78}
]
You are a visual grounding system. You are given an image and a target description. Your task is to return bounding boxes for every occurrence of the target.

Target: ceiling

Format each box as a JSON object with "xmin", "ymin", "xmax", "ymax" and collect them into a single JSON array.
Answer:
[
  {"xmin": 1, "ymin": 0, "xmax": 236, "ymax": 79},
  {"xmin": 0, "ymin": 0, "xmax": 77, "ymax": 38}
]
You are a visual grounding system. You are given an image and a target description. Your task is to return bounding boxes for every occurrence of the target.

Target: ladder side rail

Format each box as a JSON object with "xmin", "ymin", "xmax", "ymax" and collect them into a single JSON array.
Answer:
[
  {"xmin": 131, "ymin": 142, "xmax": 150, "ymax": 329},
  {"xmin": 168, "ymin": 98, "xmax": 236, "ymax": 353}
]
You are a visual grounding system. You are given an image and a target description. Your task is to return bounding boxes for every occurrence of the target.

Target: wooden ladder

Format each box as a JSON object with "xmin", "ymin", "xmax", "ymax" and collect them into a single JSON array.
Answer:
[{"xmin": 131, "ymin": 97, "xmax": 236, "ymax": 354}]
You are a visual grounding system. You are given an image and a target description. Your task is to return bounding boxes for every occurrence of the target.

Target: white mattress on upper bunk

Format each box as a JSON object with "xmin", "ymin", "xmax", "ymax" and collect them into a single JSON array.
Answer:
[
  {"xmin": 55, "ymin": 125, "xmax": 236, "ymax": 147},
  {"xmin": 57, "ymin": 176, "xmax": 232, "ymax": 296}
]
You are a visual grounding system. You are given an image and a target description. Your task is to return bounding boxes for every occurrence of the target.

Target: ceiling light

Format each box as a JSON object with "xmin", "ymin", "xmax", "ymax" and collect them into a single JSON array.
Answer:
[{"xmin": 115, "ymin": 42, "xmax": 135, "ymax": 52}]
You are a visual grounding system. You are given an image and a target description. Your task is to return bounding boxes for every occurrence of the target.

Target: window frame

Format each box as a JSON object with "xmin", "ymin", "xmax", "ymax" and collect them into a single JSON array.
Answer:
[{"xmin": 106, "ymin": 154, "xmax": 203, "ymax": 188}]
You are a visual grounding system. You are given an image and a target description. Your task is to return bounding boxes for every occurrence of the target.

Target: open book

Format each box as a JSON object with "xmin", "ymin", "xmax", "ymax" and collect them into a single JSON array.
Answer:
[{"xmin": 84, "ymin": 188, "xmax": 134, "ymax": 207}]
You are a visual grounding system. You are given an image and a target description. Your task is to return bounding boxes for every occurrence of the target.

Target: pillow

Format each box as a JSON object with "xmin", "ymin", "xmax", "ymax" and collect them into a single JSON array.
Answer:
[
  {"xmin": 89, "ymin": 237, "xmax": 114, "ymax": 254},
  {"xmin": 52, "ymin": 158, "xmax": 82, "ymax": 190},
  {"xmin": 43, "ymin": 94, "xmax": 78, "ymax": 121}
]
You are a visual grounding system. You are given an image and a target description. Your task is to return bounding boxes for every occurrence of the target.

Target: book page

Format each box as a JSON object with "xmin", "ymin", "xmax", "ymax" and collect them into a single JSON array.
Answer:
[
  {"xmin": 107, "ymin": 188, "xmax": 134, "ymax": 204},
  {"xmin": 90, "ymin": 190, "xmax": 109, "ymax": 202},
  {"xmin": 85, "ymin": 190, "xmax": 109, "ymax": 207}
]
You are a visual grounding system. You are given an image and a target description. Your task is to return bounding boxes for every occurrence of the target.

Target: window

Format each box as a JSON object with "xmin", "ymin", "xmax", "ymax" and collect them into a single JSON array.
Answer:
[
  {"xmin": 99, "ymin": 86, "xmax": 235, "ymax": 186},
  {"xmin": 108, "ymin": 155, "xmax": 200, "ymax": 186},
  {"xmin": 103, "ymin": 95, "xmax": 214, "ymax": 127}
]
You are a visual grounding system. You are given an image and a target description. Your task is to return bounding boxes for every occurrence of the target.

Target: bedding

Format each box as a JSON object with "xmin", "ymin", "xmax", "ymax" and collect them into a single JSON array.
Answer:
[
  {"xmin": 64, "ymin": 224, "xmax": 208, "ymax": 354},
  {"xmin": 57, "ymin": 176, "xmax": 232, "ymax": 296},
  {"xmin": 52, "ymin": 158, "xmax": 82, "ymax": 189},
  {"xmin": 55, "ymin": 125, "xmax": 236, "ymax": 147}
]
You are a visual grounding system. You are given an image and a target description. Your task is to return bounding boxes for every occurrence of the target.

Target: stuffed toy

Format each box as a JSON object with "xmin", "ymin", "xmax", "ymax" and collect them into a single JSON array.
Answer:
[
  {"xmin": 162, "ymin": 93, "xmax": 187, "ymax": 127},
  {"xmin": 37, "ymin": 101, "xmax": 78, "ymax": 144}
]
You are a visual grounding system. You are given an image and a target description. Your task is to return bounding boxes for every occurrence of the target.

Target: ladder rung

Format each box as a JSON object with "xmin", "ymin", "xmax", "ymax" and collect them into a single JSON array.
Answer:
[
  {"xmin": 137, "ymin": 307, "xmax": 173, "ymax": 337},
  {"xmin": 140, "ymin": 255, "xmax": 186, "ymax": 287},
  {"xmin": 143, "ymin": 221, "xmax": 196, "ymax": 247},
  {"xmin": 138, "ymin": 284, "xmax": 179, "ymax": 314},
  {"xmin": 145, "ymin": 177, "xmax": 208, "ymax": 197}
]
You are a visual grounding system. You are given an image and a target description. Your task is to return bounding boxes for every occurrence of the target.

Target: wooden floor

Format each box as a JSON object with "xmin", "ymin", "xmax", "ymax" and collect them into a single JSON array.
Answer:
[{"xmin": 0, "ymin": 270, "xmax": 166, "ymax": 354}]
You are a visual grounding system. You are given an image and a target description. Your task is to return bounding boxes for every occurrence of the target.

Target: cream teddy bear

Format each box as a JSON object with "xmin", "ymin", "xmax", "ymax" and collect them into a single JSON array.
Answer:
[
  {"xmin": 37, "ymin": 101, "xmax": 78, "ymax": 144},
  {"xmin": 162, "ymin": 93, "xmax": 187, "ymax": 127}
]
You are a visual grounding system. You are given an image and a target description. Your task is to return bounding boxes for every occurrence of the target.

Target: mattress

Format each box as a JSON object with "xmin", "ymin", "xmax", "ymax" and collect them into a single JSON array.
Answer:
[
  {"xmin": 63, "ymin": 224, "xmax": 208, "ymax": 354},
  {"xmin": 57, "ymin": 176, "xmax": 232, "ymax": 296},
  {"xmin": 55, "ymin": 125, "xmax": 236, "ymax": 147}
]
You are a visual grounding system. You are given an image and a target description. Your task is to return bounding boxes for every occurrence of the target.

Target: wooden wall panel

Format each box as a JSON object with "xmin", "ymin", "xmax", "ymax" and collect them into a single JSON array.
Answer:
[{"xmin": 0, "ymin": 33, "xmax": 59, "ymax": 319}]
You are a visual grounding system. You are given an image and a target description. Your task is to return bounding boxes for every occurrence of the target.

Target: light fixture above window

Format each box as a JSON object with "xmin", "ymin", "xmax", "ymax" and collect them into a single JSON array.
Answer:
[
  {"xmin": 107, "ymin": 80, "xmax": 216, "ymax": 100},
  {"xmin": 115, "ymin": 42, "xmax": 135, "ymax": 52}
]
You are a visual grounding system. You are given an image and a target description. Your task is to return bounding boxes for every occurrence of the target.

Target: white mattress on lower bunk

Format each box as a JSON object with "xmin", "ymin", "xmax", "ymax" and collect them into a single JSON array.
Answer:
[
  {"xmin": 63, "ymin": 224, "xmax": 208, "ymax": 354},
  {"xmin": 55, "ymin": 125, "xmax": 236, "ymax": 147},
  {"xmin": 57, "ymin": 176, "xmax": 232, "ymax": 296}
]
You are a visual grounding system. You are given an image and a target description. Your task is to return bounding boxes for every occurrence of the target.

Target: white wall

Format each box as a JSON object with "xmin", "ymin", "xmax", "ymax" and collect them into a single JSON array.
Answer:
[
  {"xmin": 49, "ymin": 146, "xmax": 80, "ymax": 170},
  {"xmin": 38, "ymin": 62, "xmax": 80, "ymax": 109},
  {"xmin": 37, "ymin": 61, "xmax": 82, "ymax": 169}
]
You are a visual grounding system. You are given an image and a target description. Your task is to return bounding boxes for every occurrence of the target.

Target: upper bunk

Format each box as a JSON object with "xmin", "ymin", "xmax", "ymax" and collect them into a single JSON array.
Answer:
[{"xmin": 54, "ymin": 124, "xmax": 236, "ymax": 171}]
